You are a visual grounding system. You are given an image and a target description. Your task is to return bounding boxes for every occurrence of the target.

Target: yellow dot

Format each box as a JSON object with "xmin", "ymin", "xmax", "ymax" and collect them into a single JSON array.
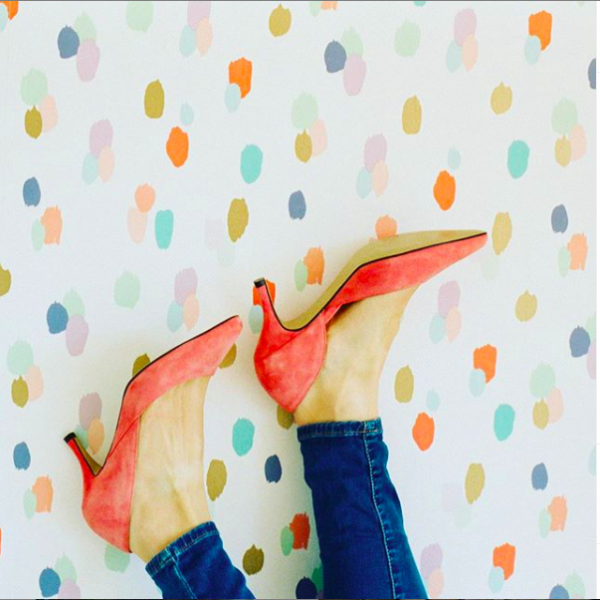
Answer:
[
  {"xmin": 295, "ymin": 131, "xmax": 312, "ymax": 162},
  {"xmin": 132, "ymin": 353, "xmax": 151, "ymax": 377},
  {"xmin": 243, "ymin": 545, "xmax": 265, "ymax": 575},
  {"xmin": 25, "ymin": 107, "xmax": 43, "ymax": 139},
  {"xmin": 269, "ymin": 4, "xmax": 291, "ymax": 37},
  {"xmin": 228, "ymin": 198, "xmax": 249, "ymax": 242},
  {"xmin": 0, "ymin": 264, "xmax": 11, "ymax": 297},
  {"xmin": 491, "ymin": 83, "xmax": 512, "ymax": 115},
  {"xmin": 492, "ymin": 212, "xmax": 512, "ymax": 255},
  {"xmin": 144, "ymin": 80, "xmax": 165, "ymax": 119},
  {"xmin": 555, "ymin": 136, "xmax": 571, "ymax": 167},
  {"xmin": 219, "ymin": 344, "xmax": 237, "ymax": 368},
  {"xmin": 533, "ymin": 400, "xmax": 549, "ymax": 430},
  {"xmin": 395, "ymin": 365, "xmax": 414, "ymax": 403},
  {"xmin": 465, "ymin": 463, "xmax": 485, "ymax": 504},
  {"xmin": 206, "ymin": 459, "xmax": 227, "ymax": 500},
  {"xmin": 515, "ymin": 291, "xmax": 537, "ymax": 322},
  {"xmin": 402, "ymin": 96, "xmax": 422, "ymax": 135},
  {"xmin": 277, "ymin": 405, "xmax": 294, "ymax": 429},
  {"xmin": 12, "ymin": 377, "xmax": 29, "ymax": 408}
]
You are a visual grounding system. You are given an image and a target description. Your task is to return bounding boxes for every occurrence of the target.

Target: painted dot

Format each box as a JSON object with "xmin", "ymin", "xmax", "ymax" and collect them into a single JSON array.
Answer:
[
  {"xmin": 489, "ymin": 566, "xmax": 505, "ymax": 593},
  {"xmin": 515, "ymin": 291, "xmax": 537, "ymax": 322},
  {"xmin": 114, "ymin": 271, "xmax": 141, "ymax": 308},
  {"xmin": 524, "ymin": 35, "xmax": 541, "ymax": 65},
  {"xmin": 539, "ymin": 508, "xmax": 551, "ymax": 538},
  {"xmin": 375, "ymin": 215, "xmax": 397, "ymax": 240},
  {"xmin": 280, "ymin": 526, "xmax": 294, "ymax": 556},
  {"xmin": 549, "ymin": 585, "xmax": 570, "ymax": 600},
  {"xmin": 47, "ymin": 302, "xmax": 69, "ymax": 334},
  {"xmin": 76, "ymin": 39, "xmax": 100, "ymax": 82},
  {"xmin": 155, "ymin": 210, "xmax": 174, "ymax": 249},
  {"xmin": 296, "ymin": 578, "xmax": 317, "ymax": 599},
  {"xmin": 242, "ymin": 545, "xmax": 264, "ymax": 575},
  {"xmin": 412, "ymin": 413, "xmax": 435, "ymax": 451},
  {"xmin": 166, "ymin": 127, "xmax": 189, "ymax": 167},
  {"xmin": 555, "ymin": 136, "xmax": 571, "ymax": 167},
  {"xmin": 12, "ymin": 376, "xmax": 29, "ymax": 407},
  {"xmin": 492, "ymin": 212, "xmax": 512, "ymax": 255},
  {"xmin": 533, "ymin": 400, "xmax": 550, "ymax": 430},
  {"xmin": 0, "ymin": 263, "xmax": 11, "ymax": 297},
  {"xmin": 494, "ymin": 405, "xmax": 515, "ymax": 441},
  {"xmin": 588, "ymin": 58, "xmax": 596, "ymax": 89},
  {"xmin": 290, "ymin": 513, "xmax": 310, "ymax": 550},
  {"xmin": 395, "ymin": 365, "xmax": 414, "ymax": 403},
  {"xmin": 40, "ymin": 568, "xmax": 61, "ymax": 598},
  {"xmin": 241, "ymin": 145, "xmax": 263, "ymax": 184},
  {"xmin": 532, "ymin": 463, "xmax": 548, "ymax": 490},
  {"xmin": 570, "ymin": 326, "xmax": 590, "ymax": 357},
  {"xmin": 21, "ymin": 68, "xmax": 48, "ymax": 106},
  {"xmin": 565, "ymin": 572, "xmax": 585, "ymax": 598},
  {"xmin": 530, "ymin": 364, "xmax": 555, "ymax": 398},
  {"xmin": 433, "ymin": 170, "xmax": 455, "ymax": 210},
  {"xmin": 324, "ymin": 40, "xmax": 346, "ymax": 73},
  {"xmin": 7, "ymin": 341, "xmax": 34, "ymax": 377},
  {"xmin": 105, "ymin": 544, "xmax": 130, "ymax": 572},
  {"xmin": 180, "ymin": 25, "xmax": 196, "ymax": 57},
  {"xmin": 269, "ymin": 4, "xmax": 291, "ymax": 37},
  {"xmin": 286, "ymin": 190, "xmax": 307, "ymax": 220},
  {"xmin": 395, "ymin": 21, "xmax": 420, "ymax": 57},
  {"xmin": 507, "ymin": 140, "xmax": 530, "ymax": 179},
  {"xmin": 13, "ymin": 442, "xmax": 31, "ymax": 470},
  {"xmin": 207, "ymin": 459, "xmax": 227, "ymax": 500},
  {"xmin": 65, "ymin": 315, "xmax": 89, "ymax": 357},
  {"xmin": 548, "ymin": 387, "xmax": 564, "ymax": 422},
  {"xmin": 228, "ymin": 198, "xmax": 249, "ymax": 242},
  {"xmin": 228, "ymin": 57, "xmax": 252, "ymax": 98},
  {"xmin": 74, "ymin": 12, "xmax": 96, "ymax": 41},
  {"xmin": 473, "ymin": 344, "xmax": 497, "ymax": 382},
  {"xmin": 469, "ymin": 368, "xmax": 486, "ymax": 396},
  {"xmin": 82, "ymin": 153, "xmax": 98, "ymax": 184},
  {"xmin": 446, "ymin": 41, "xmax": 462, "ymax": 72},
  {"xmin": 167, "ymin": 301, "xmax": 183, "ymax": 332},
  {"xmin": 25, "ymin": 107, "xmax": 43, "ymax": 139},
  {"xmin": 23, "ymin": 177, "xmax": 41, "ymax": 207},
  {"xmin": 58, "ymin": 26, "xmax": 80, "ymax": 59},
  {"xmin": 79, "ymin": 392, "xmax": 102, "ymax": 429},
  {"xmin": 224, "ymin": 83, "xmax": 241, "ymax": 112},
  {"xmin": 529, "ymin": 10, "xmax": 552, "ymax": 50},
  {"xmin": 277, "ymin": 405, "xmax": 294, "ymax": 429},
  {"xmin": 567, "ymin": 233, "xmax": 588, "ymax": 270},
  {"xmin": 0, "ymin": 4, "xmax": 7, "ymax": 31},
  {"xmin": 264, "ymin": 455, "xmax": 282, "ymax": 483},
  {"xmin": 144, "ymin": 80, "xmax": 164, "ymax": 119},
  {"xmin": 356, "ymin": 168, "xmax": 372, "ymax": 198},
  {"xmin": 552, "ymin": 98, "xmax": 578, "ymax": 136},
  {"xmin": 551, "ymin": 204, "xmax": 568, "ymax": 233},
  {"xmin": 402, "ymin": 96, "xmax": 422, "ymax": 135},
  {"xmin": 232, "ymin": 418, "xmax": 255, "ymax": 456},
  {"xmin": 292, "ymin": 94, "xmax": 318, "ymax": 130},
  {"xmin": 465, "ymin": 463, "xmax": 485, "ymax": 504},
  {"xmin": 491, "ymin": 83, "xmax": 512, "ymax": 115},
  {"xmin": 54, "ymin": 555, "xmax": 77, "ymax": 585},
  {"xmin": 180, "ymin": 103, "xmax": 194, "ymax": 126},
  {"xmin": 126, "ymin": 0, "xmax": 153, "ymax": 32},
  {"xmin": 447, "ymin": 147, "xmax": 461, "ymax": 170}
]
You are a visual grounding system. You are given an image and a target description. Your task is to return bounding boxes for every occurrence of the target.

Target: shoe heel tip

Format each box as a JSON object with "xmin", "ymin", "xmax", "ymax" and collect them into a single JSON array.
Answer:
[
  {"xmin": 64, "ymin": 433, "xmax": 76, "ymax": 444},
  {"xmin": 254, "ymin": 278, "xmax": 267, "ymax": 288}
]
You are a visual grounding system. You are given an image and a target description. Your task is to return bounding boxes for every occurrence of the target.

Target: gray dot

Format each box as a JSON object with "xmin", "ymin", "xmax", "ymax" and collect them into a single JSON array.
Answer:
[
  {"xmin": 551, "ymin": 204, "xmax": 568, "ymax": 233},
  {"xmin": 588, "ymin": 58, "xmax": 596, "ymax": 90},
  {"xmin": 324, "ymin": 41, "xmax": 347, "ymax": 73}
]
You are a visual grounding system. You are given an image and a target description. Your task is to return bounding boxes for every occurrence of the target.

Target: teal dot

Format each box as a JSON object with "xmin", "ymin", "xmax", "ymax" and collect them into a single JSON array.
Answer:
[
  {"xmin": 494, "ymin": 404, "xmax": 515, "ymax": 441},
  {"xmin": 82, "ymin": 153, "xmax": 99, "ymax": 184},
  {"xmin": 530, "ymin": 363, "xmax": 555, "ymax": 398},
  {"xmin": 32, "ymin": 220, "xmax": 45, "ymax": 251},
  {"xmin": 426, "ymin": 389, "xmax": 441, "ymax": 412},
  {"xmin": 446, "ymin": 41, "xmax": 462, "ymax": 72},
  {"xmin": 488, "ymin": 566, "xmax": 505, "ymax": 593},
  {"xmin": 429, "ymin": 313, "xmax": 446, "ymax": 343},
  {"xmin": 585, "ymin": 315, "xmax": 596, "ymax": 341},
  {"xmin": 448, "ymin": 147, "xmax": 461, "ymax": 170},
  {"xmin": 524, "ymin": 35, "xmax": 541, "ymax": 65},
  {"xmin": 180, "ymin": 25, "xmax": 196, "ymax": 57},
  {"xmin": 291, "ymin": 93, "xmax": 318, "ymax": 130},
  {"xmin": 507, "ymin": 140, "xmax": 530, "ymax": 179},
  {"xmin": 280, "ymin": 525, "xmax": 294, "ymax": 556},
  {"xmin": 551, "ymin": 98, "xmax": 579, "ymax": 136},
  {"xmin": 7, "ymin": 341, "xmax": 34, "ymax": 377},
  {"xmin": 224, "ymin": 84, "xmax": 241, "ymax": 113},
  {"xmin": 126, "ymin": 1, "xmax": 153, "ymax": 32},
  {"xmin": 558, "ymin": 246, "xmax": 570, "ymax": 277},
  {"xmin": 155, "ymin": 210, "xmax": 174, "ymax": 249},
  {"xmin": 249, "ymin": 305, "xmax": 263, "ymax": 334},
  {"xmin": 232, "ymin": 418, "xmax": 255, "ymax": 456},
  {"xmin": 167, "ymin": 301, "xmax": 183, "ymax": 332},
  {"xmin": 0, "ymin": 5, "xmax": 8, "ymax": 32},
  {"xmin": 180, "ymin": 103, "xmax": 194, "ymax": 126},
  {"xmin": 469, "ymin": 368, "xmax": 486, "ymax": 397},
  {"xmin": 39, "ymin": 568, "xmax": 61, "ymax": 598},
  {"xmin": 20, "ymin": 69, "xmax": 48, "ymax": 106},
  {"xmin": 240, "ymin": 145, "xmax": 263, "ymax": 184},
  {"xmin": 105, "ymin": 544, "xmax": 131, "ymax": 572},
  {"xmin": 311, "ymin": 565, "xmax": 324, "ymax": 592},
  {"xmin": 414, "ymin": 0, "xmax": 427, "ymax": 5},
  {"xmin": 23, "ymin": 489, "xmax": 36, "ymax": 519},
  {"xmin": 395, "ymin": 21, "xmax": 421, "ymax": 57},
  {"xmin": 294, "ymin": 260, "xmax": 308, "ymax": 292},
  {"xmin": 539, "ymin": 508, "xmax": 551, "ymax": 538},
  {"xmin": 356, "ymin": 168, "xmax": 372, "ymax": 199}
]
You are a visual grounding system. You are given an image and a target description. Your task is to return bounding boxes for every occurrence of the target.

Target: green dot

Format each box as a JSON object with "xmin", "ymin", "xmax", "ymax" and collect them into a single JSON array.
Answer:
[
  {"xmin": 225, "ymin": 84, "xmax": 241, "ymax": 113},
  {"xmin": 565, "ymin": 572, "xmax": 586, "ymax": 599},
  {"xmin": 294, "ymin": 260, "xmax": 308, "ymax": 291},
  {"xmin": 23, "ymin": 489, "xmax": 36, "ymax": 519},
  {"xmin": 341, "ymin": 27, "xmax": 363, "ymax": 56},
  {"xmin": 291, "ymin": 94, "xmax": 318, "ymax": 130},
  {"xmin": 126, "ymin": 0, "xmax": 153, "ymax": 32},
  {"xmin": 20, "ymin": 69, "xmax": 48, "ymax": 106},
  {"xmin": 55, "ymin": 556, "xmax": 77, "ymax": 584},
  {"xmin": 530, "ymin": 363, "xmax": 555, "ymax": 398},
  {"xmin": 7, "ymin": 341, "xmax": 34, "ymax": 376},
  {"xmin": 309, "ymin": 1, "xmax": 320, "ymax": 16},
  {"xmin": 114, "ymin": 271, "xmax": 141, "ymax": 309},
  {"xmin": 395, "ymin": 21, "xmax": 420, "ymax": 57},
  {"xmin": 311, "ymin": 565, "xmax": 324, "ymax": 591},
  {"xmin": 585, "ymin": 315, "xmax": 596, "ymax": 341},
  {"xmin": 558, "ymin": 246, "xmax": 570, "ymax": 277},
  {"xmin": 488, "ymin": 566, "xmax": 505, "ymax": 593},
  {"xmin": 63, "ymin": 290, "xmax": 85, "ymax": 318},
  {"xmin": 494, "ymin": 404, "xmax": 515, "ymax": 441},
  {"xmin": 240, "ymin": 145, "xmax": 263, "ymax": 184},
  {"xmin": 507, "ymin": 140, "xmax": 530, "ymax": 179},
  {"xmin": 551, "ymin": 98, "xmax": 578, "ymax": 136},
  {"xmin": 280, "ymin": 526, "xmax": 293, "ymax": 556},
  {"xmin": 74, "ymin": 12, "xmax": 97, "ymax": 41},
  {"xmin": 426, "ymin": 389, "xmax": 441, "ymax": 411},
  {"xmin": 232, "ymin": 418, "xmax": 255, "ymax": 456},
  {"xmin": 539, "ymin": 508, "xmax": 551, "ymax": 538},
  {"xmin": 105, "ymin": 544, "xmax": 131, "ymax": 572}
]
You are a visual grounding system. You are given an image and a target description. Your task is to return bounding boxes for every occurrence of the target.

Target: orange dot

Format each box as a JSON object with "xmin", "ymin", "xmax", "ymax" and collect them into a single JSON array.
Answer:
[
  {"xmin": 567, "ymin": 233, "xmax": 588, "ymax": 270},
  {"xmin": 289, "ymin": 513, "xmax": 310, "ymax": 550},
  {"xmin": 375, "ymin": 215, "xmax": 398, "ymax": 240},
  {"xmin": 473, "ymin": 344, "xmax": 497, "ymax": 382},
  {"xmin": 412, "ymin": 413, "xmax": 435, "ymax": 451},
  {"xmin": 303, "ymin": 247, "xmax": 325, "ymax": 285},
  {"xmin": 135, "ymin": 184, "xmax": 156, "ymax": 213},
  {"xmin": 229, "ymin": 58, "xmax": 253, "ymax": 99},
  {"xmin": 0, "ymin": 1, "xmax": 19, "ymax": 19},
  {"xmin": 529, "ymin": 11, "xmax": 552, "ymax": 50},
  {"xmin": 166, "ymin": 127, "xmax": 189, "ymax": 167},
  {"xmin": 32, "ymin": 476, "xmax": 53, "ymax": 513},
  {"xmin": 40, "ymin": 207, "xmax": 62, "ymax": 244},
  {"xmin": 253, "ymin": 280, "xmax": 276, "ymax": 305},
  {"xmin": 493, "ymin": 543, "xmax": 516, "ymax": 580},
  {"xmin": 433, "ymin": 170, "xmax": 456, "ymax": 211},
  {"xmin": 322, "ymin": 1, "xmax": 338, "ymax": 9}
]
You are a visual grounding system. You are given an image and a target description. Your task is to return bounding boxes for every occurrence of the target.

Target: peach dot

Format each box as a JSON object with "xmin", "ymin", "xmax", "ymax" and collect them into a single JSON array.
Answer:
[
  {"xmin": 473, "ymin": 344, "xmax": 497, "ymax": 382},
  {"xmin": 40, "ymin": 95, "xmax": 58, "ymax": 132},
  {"xmin": 196, "ymin": 17, "xmax": 213, "ymax": 55},
  {"xmin": 548, "ymin": 496, "xmax": 567, "ymax": 531},
  {"xmin": 166, "ymin": 127, "xmax": 189, "ymax": 167},
  {"xmin": 427, "ymin": 568, "xmax": 444, "ymax": 599},
  {"xmin": 375, "ymin": 215, "xmax": 397, "ymax": 240},
  {"xmin": 309, "ymin": 119, "xmax": 328, "ymax": 156},
  {"xmin": 98, "ymin": 146, "xmax": 115, "ymax": 182},
  {"xmin": 547, "ymin": 388, "xmax": 564, "ymax": 423},
  {"xmin": 32, "ymin": 476, "xmax": 53, "ymax": 513},
  {"xmin": 446, "ymin": 306, "xmax": 461, "ymax": 341},
  {"xmin": 569, "ymin": 124, "xmax": 587, "ymax": 161},
  {"xmin": 567, "ymin": 233, "xmax": 588, "ymax": 270},
  {"xmin": 461, "ymin": 34, "xmax": 478, "ymax": 71},
  {"xmin": 529, "ymin": 10, "xmax": 552, "ymax": 50},
  {"xmin": 40, "ymin": 207, "xmax": 62, "ymax": 244},
  {"xmin": 229, "ymin": 57, "xmax": 252, "ymax": 98},
  {"xmin": 433, "ymin": 170, "xmax": 456, "ymax": 211},
  {"xmin": 135, "ymin": 184, "xmax": 156, "ymax": 213},
  {"xmin": 88, "ymin": 417, "xmax": 104, "ymax": 455},
  {"xmin": 372, "ymin": 160, "xmax": 389, "ymax": 197},
  {"xmin": 303, "ymin": 247, "xmax": 325, "ymax": 285},
  {"xmin": 412, "ymin": 412, "xmax": 435, "ymax": 451},
  {"xmin": 183, "ymin": 294, "xmax": 200, "ymax": 330},
  {"xmin": 24, "ymin": 365, "xmax": 44, "ymax": 401},
  {"xmin": 128, "ymin": 207, "xmax": 148, "ymax": 244}
]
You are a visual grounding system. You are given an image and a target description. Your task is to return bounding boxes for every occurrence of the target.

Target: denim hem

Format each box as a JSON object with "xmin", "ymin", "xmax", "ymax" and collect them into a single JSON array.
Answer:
[
  {"xmin": 146, "ymin": 521, "xmax": 219, "ymax": 578},
  {"xmin": 297, "ymin": 418, "xmax": 383, "ymax": 441}
]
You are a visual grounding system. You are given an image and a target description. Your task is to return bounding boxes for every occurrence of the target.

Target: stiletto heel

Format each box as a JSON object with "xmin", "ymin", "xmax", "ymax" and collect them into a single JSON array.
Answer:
[
  {"xmin": 254, "ymin": 230, "xmax": 487, "ymax": 412},
  {"xmin": 64, "ymin": 316, "xmax": 243, "ymax": 552}
]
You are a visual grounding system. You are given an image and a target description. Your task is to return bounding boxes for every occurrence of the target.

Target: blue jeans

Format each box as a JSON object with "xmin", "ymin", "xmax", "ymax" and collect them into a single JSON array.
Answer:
[{"xmin": 147, "ymin": 419, "xmax": 427, "ymax": 599}]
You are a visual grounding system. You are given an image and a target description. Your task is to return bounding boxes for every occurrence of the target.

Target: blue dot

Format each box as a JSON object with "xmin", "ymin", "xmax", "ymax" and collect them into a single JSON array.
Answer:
[
  {"xmin": 265, "ymin": 455, "xmax": 282, "ymax": 483},
  {"xmin": 549, "ymin": 585, "xmax": 570, "ymax": 600},
  {"xmin": 570, "ymin": 326, "xmax": 591, "ymax": 357},
  {"xmin": 39, "ymin": 568, "xmax": 61, "ymax": 598},
  {"xmin": 551, "ymin": 205, "xmax": 568, "ymax": 233},
  {"xmin": 289, "ymin": 191, "xmax": 306, "ymax": 220},
  {"xmin": 57, "ymin": 26, "xmax": 80, "ymax": 59},
  {"xmin": 47, "ymin": 302, "xmax": 69, "ymax": 334},
  {"xmin": 296, "ymin": 577, "xmax": 317, "ymax": 599},
  {"xmin": 23, "ymin": 177, "xmax": 41, "ymax": 207},
  {"xmin": 531, "ymin": 463, "xmax": 548, "ymax": 490},
  {"xmin": 324, "ymin": 40, "xmax": 347, "ymax": 73},
  {"xmin": 588, "ymin": 58, "xmax": 596, "ymax": 90},
  {"xmin": 13, "ymin": 442, "xmax": 31, "ymax": 470}
]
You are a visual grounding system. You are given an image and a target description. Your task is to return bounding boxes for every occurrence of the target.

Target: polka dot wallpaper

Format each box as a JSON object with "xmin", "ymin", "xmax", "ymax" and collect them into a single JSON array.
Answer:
[{"xmin": 0, "ymin": 1, "xmax": 596, "ymax": 598}]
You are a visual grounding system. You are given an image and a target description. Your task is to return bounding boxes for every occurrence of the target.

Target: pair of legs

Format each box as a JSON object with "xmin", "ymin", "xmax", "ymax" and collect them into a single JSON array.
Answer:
[{"xmin": 130, "ymin": 288, "xmax": 427, "ymax": 599}]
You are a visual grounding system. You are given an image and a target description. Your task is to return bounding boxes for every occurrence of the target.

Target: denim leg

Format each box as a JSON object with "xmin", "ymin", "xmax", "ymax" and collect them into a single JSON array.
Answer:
[
  {"xmin": 146, "ymin": 521, "xmax": 254, "ymax": 600},
  {"xmin": 298, "ymin": 419, "xmax": 427, "ymax": 600}
]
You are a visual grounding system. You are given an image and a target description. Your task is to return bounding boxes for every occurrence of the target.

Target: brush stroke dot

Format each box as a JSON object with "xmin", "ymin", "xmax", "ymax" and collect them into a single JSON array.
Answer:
[
  {"xmin": 228, "ymin": 198, "xmax": 249, "ymax": 241},
  {"xmin": 155, "ymin": 210, "xmax": 174, "ymax": 249},
  {"xmin": 114, "ymin": 272, "xmax": 141, "ymax": 308},
  {"xmin": 13, "ymin": 442, "xmax": 31, "ymax": 470},
  {"xmin": 126, "ymin": 1, "xmax": 153, "ymax": 32},
  {"xmin": 242, "ymin": 545, "xmax": 264, "ymax": 575},
  {"xmin": 507, "ymin": 140, "xmax": 530, "ymax": 179},
  {"xmin": 105, "ymin": 544, "xmax": 130, "ymax": 572},
  {"xmin": 144, "ymin": 80, "xmax": 164, "ymax": 119},
  {"xmin": 296, "ymin": 577, "xmax": 317, "ymax": 599},
  {"xmin": 395, "ymin": 365, "xmax": 414, "ymax": 403},
  {"xmin": 47, "ymin": 302, "xmax": 69, "ymax": 334},
  {"xmin": 532, "ymin": 463, "xmax": 548, "ymax": 490},
  {"xmin": 240, "ymin": 145, "xmax": 263, "ymax": 183},
  {"xmin": 7, "ymin": 341, "xmax": 34, "ymax": 376},
  {"xmin": 232, "ymin": 418, "xmax": 255, "ymax": 456},
  {"xmin": 23, "ymin": 177, "xmax": 41, "ymax": 207},
  {"xmin": 207, "ymin": 459, "xmax": 227, "ymax": 500},
  {"xmin": 570, "ymin": 326, "xmax": 591, "ymax": 357},
  {"xmin": 58, "ymin": 26, "xmax": 80, "ymax": 59},
  {"xmin": 39, "ymin": 568, "xmax": 61, "ymax": 598},
  {"xmin": 289, "ymin": 191, "xmax": 306, "ymax": 220},
  {"xmin": 269, "ymin": 4, "xmax": 291, "ymax": 37},
  {"xmin": 324, "ymin": 40, "xmax": 346, "ymax": 72},
  {"xmin": 395, "ymin": 21, "xmax": 420, "ymax": 57},
  {"xmin": 494, "ymin": 405, "xmax": 515, "ymax": 441}
]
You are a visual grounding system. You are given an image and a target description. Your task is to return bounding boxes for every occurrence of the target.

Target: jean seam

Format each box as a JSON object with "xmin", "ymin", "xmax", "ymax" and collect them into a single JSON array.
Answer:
[
  {"xmin": 363, "ymin": 434, "xmax": 397, "ymax": 599},
  {"xmin": 173, "ymin": 561, "xmax": 197, "ymax": 600},
  {"xmin": 298, "ymin": 429, "xmax": 381, "ymax": 440}
]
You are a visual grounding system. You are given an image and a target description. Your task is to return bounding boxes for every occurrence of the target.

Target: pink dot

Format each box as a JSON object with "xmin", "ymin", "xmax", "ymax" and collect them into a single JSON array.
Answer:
[
  {"xmin": 40, "ymin": 95, "xmax": 58, "ymax": 132},
  {"xmin": 183, "ymin": 294, "xmax": 200, "ymax": 330},
  {"xmin": 188, "ymin": 1, "xmax": 211, "ymax": 29},
  {"xmin": 446, "ymin": 306, "xmax": 461, "ymax": 341},
  {"xmin": 195, "ymin": 17, "xmax": 213, "ymax": 55},
  {"xmin": 454, "ymin": 8, "xmax": 477, "ymax": 46},
  {"xmin": 587, "ymin": 339, "xmax": 596, "ymax": 379},
  {"xmin": 371, "ymin": 160, "xmax": 388, "ymax": 197},
  {"xmin": 89, "ymin": 120, "xmax": 113, "ymax": 157},
  {"xmin": 462, "ymin": 34, "xmax": 478, "ymax": 71},
  {"xmin": 24, "ymin": 365, "xmax": 44, "ymax": 401},
  {"xmin": 420, "ymin": 544, "xmax": 443, "ymax": 579},
  {"xmin": 65, "ymin": 315, "xmax": 89, "ymax": 356},
  {"xmin": 364, "ymin": 134, "xmax": 387, "ymax": 172},
  {"xmin": 98, "ymin": 146, "xmax": 115, "ymax": 182},
  {"xmin": 438, "ymin": 281, "xmax": 460, "ymax": 317},
  {"xmin": 58, "ymin": 579, "xmax": 81, "ymax": 600},
  {"xmin": 128, "ymin": 207, "xmax": 148, "ymax": 244},
  {"xmin": 174, "ymin": 268, "xmax": 198, "ymax": 305},
  {"xmin": 569, "ymin": 124, "xmax": 587, "ymax": 161},
  {"xmin": 79, "ymin": 392, "xmax": 102, "ymax": 430},
  {"xmin": 547, "ymin": 388, "xmax": 564, "ymax": 424},
  {"xmin": 343, "ymin": 55, "xmax": 367, "ymax": 96},
  {"xmin": 310, "ymin": 119, "xmax": 328, "ymax": 157},
  {"xmin": 76, "ymin": 39, "xmax": 100, "ymax": 82}
]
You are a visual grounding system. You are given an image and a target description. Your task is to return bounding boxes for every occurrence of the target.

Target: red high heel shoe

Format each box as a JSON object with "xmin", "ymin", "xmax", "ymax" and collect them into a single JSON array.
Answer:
[
  {"xmin": 254, "ymin": 230, "xmax": 487, "ymax": 412},
  {"xmin": 64, "ymin": 316, "xmax": 243, "ymax": 552}
]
